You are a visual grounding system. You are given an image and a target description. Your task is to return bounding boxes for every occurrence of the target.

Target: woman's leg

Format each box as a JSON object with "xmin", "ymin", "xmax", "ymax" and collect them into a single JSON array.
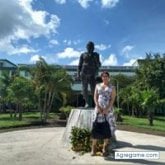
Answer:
[
  {"xmin": 91, "ymin": 139, "xmax": 97, "ymax": 156},
  {"xmin": 102, "ymin": 138, "xmax": 109, "ymax": 156}
]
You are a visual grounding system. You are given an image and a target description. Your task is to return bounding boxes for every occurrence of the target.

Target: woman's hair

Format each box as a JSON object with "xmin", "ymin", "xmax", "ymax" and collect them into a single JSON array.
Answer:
[{"xmin": 101, "ymin": 71, "xmax": 110, "ymax": 77}]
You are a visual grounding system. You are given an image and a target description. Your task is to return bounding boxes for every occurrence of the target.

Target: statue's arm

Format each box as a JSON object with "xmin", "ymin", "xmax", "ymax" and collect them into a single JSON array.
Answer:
[
  {"xmin": 94, "ymin": 52, "xmax": 101, "ymax": 69},
  {"xmin": 78, "ymin": 54, "xmax": 83, "ymax": 78},
  {"xmin": 97, "ymin": 53, "xmax": 101, "ymax": 68}
]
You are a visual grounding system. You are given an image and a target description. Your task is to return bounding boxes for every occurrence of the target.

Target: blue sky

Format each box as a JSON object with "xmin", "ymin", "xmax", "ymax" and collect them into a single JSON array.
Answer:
[{"xmin": 0, "ymin": 0, "xmax": 165, "ymax": 66}]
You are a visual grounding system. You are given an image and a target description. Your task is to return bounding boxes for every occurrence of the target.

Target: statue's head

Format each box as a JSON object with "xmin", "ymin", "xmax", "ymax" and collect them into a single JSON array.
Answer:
[{"xmin": 86, "ymin": 41, "xmax": 94, "ymax": 53}]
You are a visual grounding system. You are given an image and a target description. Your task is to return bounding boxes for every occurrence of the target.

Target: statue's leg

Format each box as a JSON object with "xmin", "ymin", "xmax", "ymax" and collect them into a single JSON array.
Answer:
[
  {"xmin": 89, "ymin": 75, "xmax": 96, "ymax": 107},
  {"xmin": 82, "ymin": 75, "xmax": 88, "ymax": 106}
]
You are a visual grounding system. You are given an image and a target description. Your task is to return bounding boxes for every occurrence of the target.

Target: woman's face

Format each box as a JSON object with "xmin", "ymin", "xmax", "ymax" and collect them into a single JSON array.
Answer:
[{"xmin": 101, "ymin": 74, "xmax": 110, "ymax": 83}]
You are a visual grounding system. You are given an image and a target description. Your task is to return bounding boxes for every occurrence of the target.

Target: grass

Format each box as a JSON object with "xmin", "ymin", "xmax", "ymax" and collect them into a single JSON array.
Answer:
[
  {"xmin": 0, "ymin": 112, "xmax": 59, "ymax": 129},
  {"xmin": 0, "ymin": 112, "xmax": 165, "ymax": 136},
  {"xmin": 121, "ymin": 116, "xmax": 165, "ymax": 132}
]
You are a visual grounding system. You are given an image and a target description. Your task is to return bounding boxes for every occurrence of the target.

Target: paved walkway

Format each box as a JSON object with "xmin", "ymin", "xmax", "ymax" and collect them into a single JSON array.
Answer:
[{"xmin": 0, "ymin": 127, "xmax": 164, "ymax": 165}]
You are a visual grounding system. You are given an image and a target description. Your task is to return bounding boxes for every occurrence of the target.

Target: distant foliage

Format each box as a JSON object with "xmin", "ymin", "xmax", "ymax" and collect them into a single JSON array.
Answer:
[{"xmin": 59, "ymin": 105, "xmax": 73, "ymax": 119}]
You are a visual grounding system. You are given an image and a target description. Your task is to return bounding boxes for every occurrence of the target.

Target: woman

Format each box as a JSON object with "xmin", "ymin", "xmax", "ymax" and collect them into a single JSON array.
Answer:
[{"xmin": 91, "ymin": 71, "xmax": 116, "ymax": 156}]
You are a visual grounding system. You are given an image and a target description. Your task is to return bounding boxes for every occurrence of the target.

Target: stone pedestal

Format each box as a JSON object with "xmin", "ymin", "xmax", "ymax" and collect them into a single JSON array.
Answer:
[{"xmin": 62, "ymin": 108, "xmax": 94, "ymax": 147}]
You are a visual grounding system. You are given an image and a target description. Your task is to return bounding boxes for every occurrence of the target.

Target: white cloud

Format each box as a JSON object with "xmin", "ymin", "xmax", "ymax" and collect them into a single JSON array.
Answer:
[
  {"xmin": 73, "ymin": 40, "xmax": 81, "ymax": 45},
  {"xmin": 0, "ymin": 38, "xmax": 37, "ymax": 54},
  {"xmin": 101, "ymin": 0, "xmax": 119, "ymax": 8},
  {"xmin": 63, "ymin": 40, "xmax": 72, "ymax": 46},
  {"xmin": 122, "ymin": 45, "xmax": 134, "ymax": 57},
  {"xmin": 102, "ymin": 54, "xmax": 118, "ymax": 66},
  {"xmin": 30, "ymin": 54, "xmax": 47, "ymax": 63},
  {"xmin": 53, "ymin": 0, "xmax": 119, "ymax": 9},
  {"xmin": 54, "ymin": 0, "xmax": 66, "ymax": 4},
  {"xmin": 0, "ymin": 0, "xmax": 60, "ymax": 54},
  {"xmin": 57, "ymin": 47, "xmax": 82, "ymax": 58},
  {"xmin": 78, "ymin": 0, "xmax": 93, "ymax": 9},
  {"xmin": 95, "ymin": 44, "xmax": 111, "ymax": 51},
  {"xmin": 12, "ymin": 45, "xmax": 37, "ymax": 54},
  {"xmin": 49, "ymin": 39, "xmax": 59, "ymax": 46},
  {"xmin": 63, "ymin": 39, "xmax": 81, "ymax": 46},
  {"xmin": 69, "ymin": 58, "xmax": 79, "ymax": 65},
  {"xmin": 123, "ymin": 59, "xmax": 137, "ymax": 66}
]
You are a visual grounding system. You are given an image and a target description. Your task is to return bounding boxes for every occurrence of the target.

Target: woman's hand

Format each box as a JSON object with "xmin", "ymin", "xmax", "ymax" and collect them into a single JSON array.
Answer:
[
  {"xmin": 103, "ymin": 105, "xmax": 112, "ymax": 115},
  {"xmin": 96, "ymin": 104, "xmax": 103, "ymax": 114},
  {"xmin": 102, "ymin": 109, "xmax": 108, "ymax": 115}
]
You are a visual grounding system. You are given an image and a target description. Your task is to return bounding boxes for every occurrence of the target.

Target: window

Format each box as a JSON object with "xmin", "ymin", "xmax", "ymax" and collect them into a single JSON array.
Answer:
[{"xmin": 0, "ymin": 62, "xmax": 3, "ymax": 67}]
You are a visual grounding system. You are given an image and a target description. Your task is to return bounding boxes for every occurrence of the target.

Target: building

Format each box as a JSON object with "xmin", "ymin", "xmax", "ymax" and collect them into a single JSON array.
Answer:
[
  {"xmin": 0, "ymin": 59, "xmax": 17, "ymax": 77},
  {"xmin": 0, "ymin": 59, "xmax": 136, "ymax": 92},
  {"xmin": 62, "ymin": 65, "xmax": 136, "ymax": 92}
]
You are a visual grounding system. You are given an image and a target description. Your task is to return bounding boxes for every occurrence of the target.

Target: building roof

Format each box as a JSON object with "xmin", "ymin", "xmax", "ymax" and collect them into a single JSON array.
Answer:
[{"xmin": 0, "ymin": 59, "xmax": 17, "ymax": 70}]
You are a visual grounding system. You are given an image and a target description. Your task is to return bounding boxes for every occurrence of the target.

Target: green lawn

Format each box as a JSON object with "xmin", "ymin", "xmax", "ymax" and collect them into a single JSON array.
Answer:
[
  {"xmin": 121, "ymin": 115, "xmax": 165, "ymax": 132},
  {"xmin": 0, "ymin": 112, "xmax": 58, "ymax": 129},
  {"xmin": 0, "ymin": 112, "xmax": 165, "ymax": 135}
]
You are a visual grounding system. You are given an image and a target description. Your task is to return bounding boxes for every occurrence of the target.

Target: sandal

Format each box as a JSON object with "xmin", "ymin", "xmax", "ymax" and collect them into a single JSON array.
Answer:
[
  {"xmin": 102, "ymin": 151, "xmax": 109, "ymax": 157},
  {"xmin": 91, "ymin": 143, "xmax": 97, "ymax": 156},
  {"xmin": 102, "ymin": 145, "xmax": 109, "ymax": 157},
  {"xmin": 91, "ymin": 151, "xmax": 96, "ymax": 156}
]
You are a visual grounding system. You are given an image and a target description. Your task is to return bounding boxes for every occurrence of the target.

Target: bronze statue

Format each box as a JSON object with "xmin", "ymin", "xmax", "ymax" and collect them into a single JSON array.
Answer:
[{"xmin": 78, "ymin": 41, "xmax": 101, "ymax": 108}]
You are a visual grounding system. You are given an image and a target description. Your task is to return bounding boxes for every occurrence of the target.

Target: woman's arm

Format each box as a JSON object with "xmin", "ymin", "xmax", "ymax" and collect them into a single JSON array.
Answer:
[
  {"xmin": 94, "ymin": 84, "xmax": 102, "ymax": 113},
  {"xmin": 103, "ymin": 86, "xmax": 116, "ymax": 114}
]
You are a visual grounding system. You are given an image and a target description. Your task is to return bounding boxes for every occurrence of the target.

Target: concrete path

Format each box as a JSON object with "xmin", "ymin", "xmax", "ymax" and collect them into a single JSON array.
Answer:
[{"xmin": 0, "ymin": 127, "xmax": 164, "ymax": 165}]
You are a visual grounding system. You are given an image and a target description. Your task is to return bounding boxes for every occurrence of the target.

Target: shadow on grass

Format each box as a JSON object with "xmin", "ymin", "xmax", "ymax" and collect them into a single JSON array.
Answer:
[
  {"xmin": 0, "ymin": 117, "xmax": 17, "ymax": 121},
  {"xmin": 117, "ymin": 125, "xmax": 165, "ymax": 137},
  {"xmin": 0, "ymin": 116, "xmax": 40, "ymax": 121},
  {"xmin": 0, "ymin": 119, "xmax": 67, "ymax": 133},
  {"xmin": 154, "ymin": 117, "xmax": 165, "ymax": 122}
]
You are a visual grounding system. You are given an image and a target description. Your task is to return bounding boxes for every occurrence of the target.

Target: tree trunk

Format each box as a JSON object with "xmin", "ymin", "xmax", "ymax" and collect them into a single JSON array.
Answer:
[
  {"xmin": 148, "ymin": 111, "xmax": 154, "ymax": 126},
  {"xmin": 18, "ymin": 104, "xmax": 23, "ymax": 121},
  {"xmin": 42, "ymin": 92, "xmax": 48, "ymax": 123},
  {"xmin": 45, "ymin": 92, "xmax": 55, "ymax": 123},
  {"xmin": 127, "ymin": 101, "xmax": 130, "ymax": 116},
  {"xmin": 47, "ymin": 92, "xmax": 55, "ymax": 115},
  {"xmin": 38, "ymin": 95, "xmax": 44, "ymax": 122},
  {"xmin": 132, "ymin": 106, "xmax": 135, "ymax": 117},
  {"xmin": 14, "ymin": 104, "xmax": 19, "ymax": 118}
]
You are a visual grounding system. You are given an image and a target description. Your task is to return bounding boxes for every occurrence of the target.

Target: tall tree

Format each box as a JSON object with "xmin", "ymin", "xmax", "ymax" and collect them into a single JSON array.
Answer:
[
  {"xmin": 33, "ymin": 57, "xmax": 73, "ymax": 122},
  {"xmin": 0, "ymin": 71, "xmax": 15, "ymax": 112},
  {"xmin": 0, "ymin": 71, "xmax": 14, "ymax": 98},
  {"xmin": 7, "ymin": 76, "xmax": 35, "ymax": 120},
  {"xmin": 140, "ymin": 88, "xmax": 159, "ymax": 126},
  {"xmin": 136, "ymin": 53, "xmax": 165, "ymax": 99}
]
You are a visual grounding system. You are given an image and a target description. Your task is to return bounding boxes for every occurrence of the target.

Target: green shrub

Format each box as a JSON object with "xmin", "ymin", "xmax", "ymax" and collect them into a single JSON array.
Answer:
[
  {"xmin": 114, "ymin": 107, "xmax": 123, "ymax": 122},
  {"xmin": 70, "ymin": 126, "xmax": 91, "ymax": 152},
  {"xmin": 70, "ymin": 127, "xmax": 108, "ymax": 154},
  {"xmin": 59, "ymin": 105, "xmax": 73, "ymax": 119}
]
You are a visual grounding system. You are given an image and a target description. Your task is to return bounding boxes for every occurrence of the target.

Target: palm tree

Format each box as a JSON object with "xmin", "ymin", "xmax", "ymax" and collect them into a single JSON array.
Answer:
[
  {"xmin": 127, "ymin": 86, "xmax": 141, "ymax": 117},
  {"xmin": 140, "ymin": 88, "xmax": 159, "ymax": 126},
  {"xmin": 33, "ymin": 57, "xmax": 73, "ymax": 123},
  {"xmin": 120, "ymin": 86, "xmax": 132, "ymax": 115}
]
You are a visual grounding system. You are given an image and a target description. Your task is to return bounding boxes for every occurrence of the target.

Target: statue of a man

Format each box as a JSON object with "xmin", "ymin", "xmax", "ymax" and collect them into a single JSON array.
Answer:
[{"xmin": 78, "ymin": 41, "xmax": 101, "ymax": 108}]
